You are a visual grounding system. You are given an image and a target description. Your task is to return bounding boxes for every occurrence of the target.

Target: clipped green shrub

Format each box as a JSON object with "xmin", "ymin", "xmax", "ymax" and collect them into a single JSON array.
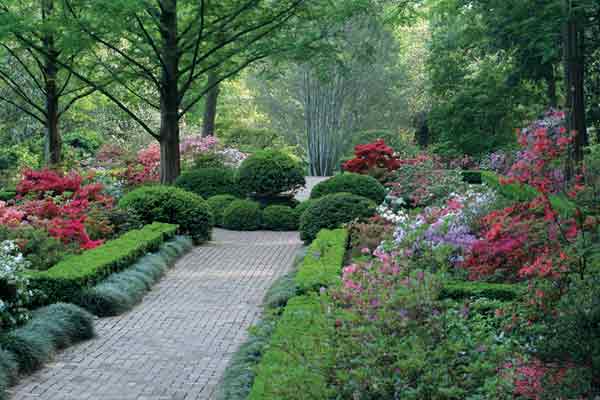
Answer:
[
  {"xmin": 440, "ymin": 281, "xmax": 525, "ymax": 301},
  {"xmin": 207, "ymin": 195, "xmax": 239, "ymax": 227},
  {"xmin": 27, "ymin": 222, "xmax": 178, "ymax": 303},
  {"xmin": 462, "ymin": 170, "xmax": 483, "ymax": 184},
  {"xmin": 0, "ymin": 303, "xmax": 94, "ymax": 375},
  {"xmin": 175, "ymin": 167, "xmax": 240, "ymax": 199},
  {"xmin": 248, "ymin": 295, "xmax": 334, "ymax": 400},
  {"xmin": 253, "ymin": 195, "xmax": 299, "ymax": 209},
  {"xmin": 119, "ymin": 185, "xmax": 213, "ymax": 242},
  {"xmin": 299, "ymin": 193, "xmax": 376, "ymax": 243},
  {"xmin": 262, "ymin": 206, "xmax": 298, "ymax": 231},
  {"xmin": 0, "ymin": 190, "xmax": 16, "ymax": 202},
  {"xmin": 79, "ymin": 237, "xmax": 192, "ymax": 317},
  {"xmin": 238, "ymin": 150, "xmax": 305, "ymax": 197},
  {"xmin": 310, "ymin": 173, "xmax": 385, "ymax": 204},
  {"xmin": 193, "ymin": 152, "xmax": 226, "ymax": 169},
  {"xmin": 295, "ymin": 229, "xmax": 348, "ymax": 293},
  {"xmin": 294, "ymin": 200, "xmax": 315, "ymax": 220},
  {"xmin": 223, "ymin": 200, "xmax": 263, "ymax": 231}
]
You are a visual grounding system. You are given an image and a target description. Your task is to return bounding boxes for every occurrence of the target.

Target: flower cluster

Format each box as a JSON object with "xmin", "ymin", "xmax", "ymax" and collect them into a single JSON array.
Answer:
[{"xmin": 0, "ymin": 240, "xmax": 33, "ymax": 329}]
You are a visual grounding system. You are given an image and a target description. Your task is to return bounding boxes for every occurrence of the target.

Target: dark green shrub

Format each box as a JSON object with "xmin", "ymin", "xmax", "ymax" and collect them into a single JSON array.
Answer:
[
  {"xmin": 0, "ymin": 226, "xmax": 67, "ymax": 271},
  {"xmin": 238, "ymin": 150, "xmax": 305, "ymax": 197},
  {"xmin": 206, "ymin": 195, "xmax": 239, "ymax": 227},
  {"xmin": 175, "ymin": 167, "xmax": 240, "ymax": 199},
  {"xmin": 0, "ymin": 348, "xmax": 17, "ymax": 387},
  {"xmin": 462, "ymin": 170, "xmax": 483, "ymax": 184},
  {"xmin": 294, "ymin": 200, "xmax": 315, "ymax": 220},
  {"xmin": 439, "ymin": 281, "xmax": 524, "ymax": 301},
  {"xmin": 63, "ymin": 129, "xmax": 103, "ymax": 155},
  {"xmin": 310, "ymin": 173, "xmax": 385, "ymax": 204},
  {"xmin": 262, "ymin": 206, "xmax": 298, "ymax": 231},
  {"xmin": 299, "ymin": 193, "xmax": 376, "ymax": 243},
  {"xmin": 27, "ymin": 223, "xmax": 178, "ymax": 303},
  {"xmin": 223, "ymin": 200, "xmax": 262, "ymax": 231},
  {"xmin": 0, "ymin": 329, "xmax": 54, "ymax": 374},
  {"xmin": 0, "ymin": 190, "xmax": 16, "ymax": 202},
  {"xmin": 222, "ymin": 126, "xmax": 281, "ymax": 150},
  {"xmin": 119, "ymin": 185, "xmax": 213, "ymax": 242},
  {"xmin": 193, "ymin": 152, "xmax": 226, "ymax": 169}
]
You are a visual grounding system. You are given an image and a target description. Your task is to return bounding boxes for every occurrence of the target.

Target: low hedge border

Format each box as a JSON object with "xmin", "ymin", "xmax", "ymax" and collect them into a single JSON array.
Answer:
[
  {"xmin": 481, "ymin": 171, "xmax": 576, "ymax": 217},
  {"xmin": 0, "ymin": 303, "xmax": 95, "ymax": 400},
  {"xmin": 27, "ymin": 222, "xmax": 178, "ymax": 305},
  {"xmin": 77, "ymin": 236, "xmax": 193, "ymax": 317},
  {"xmin": 295, "ymin": 229, "xmax": 349, "ymax": 294},
  {"xmin": 215, "ymin": 249, "xmax": 305, "ymax": 400},
  {"xmin": 440, "ymin": 280, "xmax": 525, "ymax": 301}
]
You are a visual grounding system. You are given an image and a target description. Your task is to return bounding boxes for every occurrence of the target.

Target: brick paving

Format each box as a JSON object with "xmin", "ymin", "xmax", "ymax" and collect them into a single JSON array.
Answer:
[{"xmin": 9, "ymin": 229, "xmax": 302, "ymax": 400}]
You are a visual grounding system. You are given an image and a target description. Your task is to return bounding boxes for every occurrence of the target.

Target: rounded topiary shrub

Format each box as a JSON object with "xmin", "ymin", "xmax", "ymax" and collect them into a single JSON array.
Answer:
[
  {"xmin": 294, "ymin": 199, "xmax": 315, "ymax": 220},
  {"xmin": 310, "ymin": 173, "xmax": 386, "ymax": 204},
  {"xmin": 206, "ymin": 195, "xmax": 239, "ymax": 227},
  {"xmin": 175, "ymin": 167, "xmax": 239, "ymax": 199},
  {"xmin": 253, "ymin": 195, "xmax": 299, "ymax": 209},
  {"xmin": 222, "ymin": 200, "xmax": 263, "ymax": 231},
  {"xmin": 119, "ymin": 186, "xmax": 213, "ymax": 243},
  {"xmin": 262, "ymin": 206, "xmax": 298, "ymax": 231},
  {"xmin": 299, "ymin": 193, "xmax": 376, "ymax": 243},
  {"xmin": 237, "ymin": 150, "xmax": 305, "ymax": 197}
]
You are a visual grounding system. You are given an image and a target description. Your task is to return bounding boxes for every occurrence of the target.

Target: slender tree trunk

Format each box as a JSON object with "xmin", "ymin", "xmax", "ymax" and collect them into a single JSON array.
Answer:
[
  {"xmin": 159, "ymin": 0, "xmax": 181, "ymax": 184},
  {"xmin": 43, "ymin": 0, "xmax": 60, "ymax": 167},
  {"xmin": 564, "ymin": 0, "xmax": 588, "ymax": 175},
  {"xmin": 202, "ymin": 71, "xmax": 219, "ymax": 137}
]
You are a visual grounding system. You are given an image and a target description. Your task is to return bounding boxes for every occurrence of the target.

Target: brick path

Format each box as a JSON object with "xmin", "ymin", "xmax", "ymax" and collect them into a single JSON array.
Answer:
[{"xmin": 9, "ymin": 229, "xmax": 302, "ymax": 400}]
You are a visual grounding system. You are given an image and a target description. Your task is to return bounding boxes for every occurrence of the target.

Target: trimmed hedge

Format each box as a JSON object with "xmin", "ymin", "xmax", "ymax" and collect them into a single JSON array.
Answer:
[
  {"xmin": 207, "ymin": 195, "xmax": 239, "ymax": 227},
  {"xmin": 440, "ymin": 281, "xmax": 525, "ymax": 301},
  {"xmin": 78, "ymin": 236, "xmax": 192, "ymax": 317},
  {"xmin": 0, "ymin": 303, "xmax": 94, "ymax": 392},
  {"xmin": 481, "ymin": 171, "xmax": 576, "ymax": 217},
  {"xmin": 238, "ymin": 150, "xmax": 305, "ymax": 197},
  {"xmin": 247, "ymin": 295, "xmax": 334, "ymax": 400},
  {"xmin": 299, "ymin": 193, "xmax": 376, "ymax": 243},
  {"xmin": 119, "ymin": 185, "xmax": 213, "ymax": 243},
  {"xmin": 295, "ymin": 229, "xmax": 348, "ymax": 294},
  {"xmin": 310, "ymin": 173, "xmax": 385, "ymax": 204},
  {"xmin": 175, "ymin": 167, "xmax": 240, "ymax": 199},
  {"xmin": 223, "ymin": 200, "xmax": 263, "ymax": 231},
  {"xmin": 27, "ymin": 223, "xmax": 178, "ymax": 304},
  {"xmin": 294, "ymin": 199, "xmax": 315, "ymax": 220},
  {"xmin": 262, "ymin": 206, "xmax": 298, "ymax": 231}
]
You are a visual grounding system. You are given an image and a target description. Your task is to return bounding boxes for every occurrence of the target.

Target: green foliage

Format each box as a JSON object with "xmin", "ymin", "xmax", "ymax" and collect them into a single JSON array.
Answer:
[
  {"xmin": 462, "ymin": 170, "xmax": 483, "ymax": 184},
  {"xmin": 248, "ymin": 295, "xmax": 334, "ymax": 400},
  {"xmin": 27, "ymin": 223, "xmax": 178, "ymax": 304},
  {"xmin": 221, "ymin": 126, "xmax": 283, "ymax": 150},
  {"xmin": 299, "ymin": 193, "xmax": 376, "ymax": 243},
  {"xmin": 206, "ymin": 195, "xmax": 240, "ymax": 227},
  {"xmin": 119, "ymin": 185, "xmax": 213, "ymax": 243},
  {"xmin": 78, "ymin": 237, "xmax": 192, "ymax": 317},
  {"xmin": 62, "ymin": 129, "xmax": 104, "ymax": 156},
  {"xmin": 293, "ymin": 199, "xmax": 315, "ymax": 220},
  {"xmin": 0, "ymin": 348, "xmax": 17, "ymax": 394},
  {"xmin": 0, "ymin": 226, "xmax": 67, "ymax": 271},
  {"xmin": 310, "ymin": 173, "xmax": 385, "ymax": 204},
  {"xmin": 222, "ymin": 200, "xmax": 263, "ymax": 231},
  {"xmin": 193, "ymin": 152, "xmax": 227, "ymax": 169},
  {"xmin": 175, "ymin": 167, "xmax": 240, "ymax": 199},
  {"xmin": 440, "ymin": 281, "xmax": 524, "ymax": 301},
  {"xmin": 0, "ymin": 303, "xmax": 93, "ymax": 376},
  {"xmin": 0, "ymin": 190, "xmax": 16, "ymax": 202},
  {"xmin": 238, "ymin": 150, "xmax": 305, "ymax": 197},
  {"xmin": 295, "ymin": 229, "xmax": 348, "ymax": 294},
  {"xmin": 262, "ymin": 206, "xmax": 298, "ymax": 231},
  {"xmin": 252, "ymin": 195, "xmax": 299, "ymax": 209}
]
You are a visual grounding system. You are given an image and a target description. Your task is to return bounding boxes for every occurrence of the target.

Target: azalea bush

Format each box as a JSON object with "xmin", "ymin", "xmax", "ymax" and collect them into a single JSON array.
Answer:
[
  {"xmin": 342, "ymin": 139, "xmax": 402, "ymax": 179},
  {"xmin": 0, "ymin": 240, "xmax": 33, "ymax": 329}
]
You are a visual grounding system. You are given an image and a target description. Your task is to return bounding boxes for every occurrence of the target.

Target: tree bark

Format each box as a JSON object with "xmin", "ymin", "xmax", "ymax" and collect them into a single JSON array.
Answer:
[
  {"xmin": 202, "ymin": 71, "xmax": 219, "ymax": 137},
  {"xmin": 159, "ymin": 0, "xmax": 181, "ymax": 184},
  {"xmin": 43, "ymin": 0, "xmax": 61, "ymax": 167},
  {"xmin": 564, "ymin": 0, "xmax": 588, "ymax": 174}
]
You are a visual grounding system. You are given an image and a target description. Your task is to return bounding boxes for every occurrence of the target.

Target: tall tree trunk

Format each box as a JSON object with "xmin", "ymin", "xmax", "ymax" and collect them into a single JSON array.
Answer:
[
  {"xmin": 564, "ymin": 0, "xmax": 588, "ymax": 176},
  {"xmin": 202, "ymin": 71, "xmax": 219, "ymax": 137},
  {"xmin": 159, "ymin": 0, "xmax": 181, "ymax": 184},
  {"xmin": 43, "ymin": 0, "xmax": 60, "ymax": 167}
]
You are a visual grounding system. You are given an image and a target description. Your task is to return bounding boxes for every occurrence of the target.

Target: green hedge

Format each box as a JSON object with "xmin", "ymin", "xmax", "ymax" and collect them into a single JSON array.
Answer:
[
  {"xmin": 295, "ymin": 229, "xmax": 348, "ymax": 294},
  {"xmin": 27, "ymin": 223, "xmax": 178, "ymax": 304},
  {"xmin": 248, "ymin": 295, "xmax": 334, "ymax": 400},
  {"xmin": 440, "ymin": 281, "xmax": 525, "ymax": 301},
  {"xmin": 223, "ymin": 200, "xmax": 263, "ymax": 231},
  {"xmin": 310, "ymin": 173, "xmax": 385, "ymax": 204},
  {"xmin": 481, "ymin": 171, "xmax": 576, "ymax": 217},
  {"xmin": 175, "ymin": 167, "xmax": 240, "ymax": 199},
  {"xmin": 262, "ymin": 205, "xmax": 298, "ymax": 231}
]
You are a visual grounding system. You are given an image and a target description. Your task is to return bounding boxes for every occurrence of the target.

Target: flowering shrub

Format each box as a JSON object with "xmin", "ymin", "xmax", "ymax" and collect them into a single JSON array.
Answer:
[
  {"xmin": 342, "ymin": 139, "xmax": 402, "ymax": 178},
  {"xmin": 124, "ymin": 143, "xmax": 161, "ymax": 186},
  {"xmin": 0, "ymin": 240, "xmax": 33, "ymax": 329}
]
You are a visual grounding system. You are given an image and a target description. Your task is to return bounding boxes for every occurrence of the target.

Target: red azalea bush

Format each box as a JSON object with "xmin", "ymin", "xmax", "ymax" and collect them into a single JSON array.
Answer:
[
  {"xmin": 1, "ymin": 169, "xmax": 114, "ymax": 250},
  {"xmin": 342, "ymin": 139, "xmax": 402, "ymax": 178}
]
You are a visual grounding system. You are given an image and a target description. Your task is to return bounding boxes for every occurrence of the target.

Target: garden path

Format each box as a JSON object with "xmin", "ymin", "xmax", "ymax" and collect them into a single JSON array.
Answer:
[{"xmin": 9, "ymin": 229, "xmax": 302, "ymax": 400}]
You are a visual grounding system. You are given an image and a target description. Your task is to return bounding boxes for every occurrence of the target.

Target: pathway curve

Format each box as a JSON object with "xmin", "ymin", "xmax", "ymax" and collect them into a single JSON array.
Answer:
[{"xmin": 9, "ymin": 229, "xmax": 302, "ymax": 400}]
